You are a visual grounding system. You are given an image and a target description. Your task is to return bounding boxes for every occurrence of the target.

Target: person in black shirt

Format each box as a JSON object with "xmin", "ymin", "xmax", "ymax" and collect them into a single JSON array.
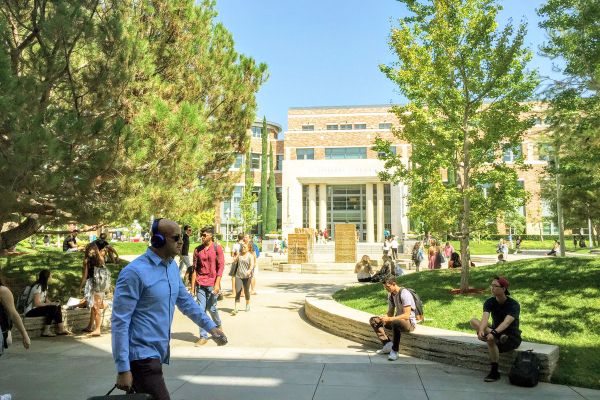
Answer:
[
  {"xmin": 94, "ymin": 233, "xmax": 120, "ymax": 263},
  {"xmin": 63, "ymin": 230, "xmax": 79, "ymax": 252},
  {"xmin": 179, "ymin": 225, "xmax": 192, "ymax": 279},
  {"xmin": 470, "ymin": 276, "xmax": 521, "ymax": 382}
]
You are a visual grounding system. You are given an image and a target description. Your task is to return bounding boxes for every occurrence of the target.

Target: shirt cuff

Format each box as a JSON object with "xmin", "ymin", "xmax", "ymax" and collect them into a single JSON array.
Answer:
[{"xmin": 116, "ymin": 360, "xmax": 131, "ymax": 373}]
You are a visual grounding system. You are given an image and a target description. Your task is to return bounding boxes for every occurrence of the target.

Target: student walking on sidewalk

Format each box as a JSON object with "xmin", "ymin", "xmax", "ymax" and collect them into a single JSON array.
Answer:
[{"xmin": 230, "ymin": 243, "xmax": 254, "ymax": 315}]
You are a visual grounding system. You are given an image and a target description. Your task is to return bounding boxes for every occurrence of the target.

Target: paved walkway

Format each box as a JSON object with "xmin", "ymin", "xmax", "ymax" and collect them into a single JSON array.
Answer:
[{"xmin": 1, "ymin": 268, "xmax": 599, "ymax": 399}]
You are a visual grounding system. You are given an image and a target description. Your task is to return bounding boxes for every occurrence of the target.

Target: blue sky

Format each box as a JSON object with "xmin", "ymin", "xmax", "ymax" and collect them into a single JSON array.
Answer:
[{"xmin": 214, "ymin": 1, "xmax": 558, "ymax": 133}]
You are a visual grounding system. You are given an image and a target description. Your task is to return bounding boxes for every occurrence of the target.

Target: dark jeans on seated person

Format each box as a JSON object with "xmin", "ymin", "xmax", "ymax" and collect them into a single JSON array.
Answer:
[
  {"xmin": 25, "ymin": 305, "xmax": 63, "ymax": 325},
  {"xmin": 131, "ymin": 358, "xmax": 170, "ymax": 400},
  {"xmin": 358, "ymin": 277, "xmax": 372, "ymax": 283},
  {"xmin": 369, "ymin": 316, "xmax": 415, "ymax": 352}
]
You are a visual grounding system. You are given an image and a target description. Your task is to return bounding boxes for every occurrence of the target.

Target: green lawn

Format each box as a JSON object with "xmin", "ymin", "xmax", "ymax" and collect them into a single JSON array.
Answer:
[
  {"xmin": 0, "ymin": 250, "xmax": 129, "ymax": 303},
  {"xmin": 333, "ymin": 258, "xmax": 600, "ymax": 389},
  {"xmin": 439, "ymin": 240, "xmax": 599, "ymax": 255}
]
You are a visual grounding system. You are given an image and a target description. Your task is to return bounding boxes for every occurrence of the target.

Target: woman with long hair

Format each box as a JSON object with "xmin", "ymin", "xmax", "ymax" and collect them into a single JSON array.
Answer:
[
  {"xmin": 79, "ymin": 243, "xmax": 108, "ymax": 337},
  {"xmin": 25, "ymin": 270, "xmax": 73, "ymax": 336},
  {"xmin": 354, "ymin": 255, "xmax": 374, "ymax": 282},
  {"xmin": 231, "ymin": 243, "xmax": 254, "ymax": 315}
]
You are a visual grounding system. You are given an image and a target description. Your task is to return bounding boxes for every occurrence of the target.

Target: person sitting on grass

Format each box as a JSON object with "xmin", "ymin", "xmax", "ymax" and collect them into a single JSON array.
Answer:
[
  {"xmin": 24, "ymin": 270, "xmax": 73, "ymax": 336},
  {"xmin": 63, "ymin": 230, "xmax": 80, "ymax": 252},
  {"xmin": 354, "ymin": 255, "xmax": 374, "ymax": 282},
  {"xmin": 469, "ymin": 276, "xmax": 521, "ymax": 382},
  {"xmin": 496, "ymin": 253, "xmax": 506, "ymax": 264},
  {"xmin": 94, "ymin": 233, "xmax": 120, "ymax": 263},
  {"xmin": 547, "ymin": 240, "xmax": 560, "ymax": 256},
  {"xmin": 369, "ymin": 275, "xmax": 417, "ymax": 361}
]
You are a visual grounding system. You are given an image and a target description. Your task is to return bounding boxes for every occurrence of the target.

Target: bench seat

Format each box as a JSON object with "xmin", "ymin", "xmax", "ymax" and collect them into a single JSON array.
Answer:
[
  {"xmin": 11, "ymin": 308, "xmax": 112, "ymax": 339},
  {"xmin": 305, "ymin": 295, "xmax": 559, "ymax": 382}
]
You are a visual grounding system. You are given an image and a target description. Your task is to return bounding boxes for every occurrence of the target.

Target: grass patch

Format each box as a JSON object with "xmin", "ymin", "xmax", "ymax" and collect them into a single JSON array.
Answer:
[
  {"xmin": 333, "ymin": 258, "xmax": 600, "ymax": 389},
  {"xmin": 438, "ymin": 240, "xmax": 599, "ymax": 254},
  {"xmin": 0, "ymin": 250, "xmax": 129, "ymax": 303}
]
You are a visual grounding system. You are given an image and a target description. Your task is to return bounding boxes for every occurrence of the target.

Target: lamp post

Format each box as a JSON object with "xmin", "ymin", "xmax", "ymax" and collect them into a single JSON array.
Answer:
[{"xmin": 225, "ymin": 208, "xmax": 231, "ymax": 253}]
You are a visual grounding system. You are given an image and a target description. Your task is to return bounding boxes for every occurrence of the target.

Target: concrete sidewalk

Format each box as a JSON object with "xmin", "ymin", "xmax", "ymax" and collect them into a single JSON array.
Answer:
[{"xmin": 1, "ymin": 270, "xmax": 598, "ymax": 399}]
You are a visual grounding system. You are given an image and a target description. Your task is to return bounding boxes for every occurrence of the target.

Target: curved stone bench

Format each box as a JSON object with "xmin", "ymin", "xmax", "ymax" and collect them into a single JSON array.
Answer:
[
  {"xmin": 305, "ymin": 294, "xmax": 559, "ymax": 382},
  {"xmin": 11, "ymin": 308, "xmax": 112, "ymax": 339}
]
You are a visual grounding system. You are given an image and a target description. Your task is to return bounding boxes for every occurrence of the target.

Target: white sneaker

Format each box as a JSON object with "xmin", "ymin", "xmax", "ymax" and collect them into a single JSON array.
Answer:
[
  {"xmin": 388, "ymin": 350, "xmax": 399, "ymax": 361},
  {"xmin": 377, "ymin": 342, "xmax": 393, "ymax": 355},
  {"xmin": 1, "ymin": 394, "xmax": 12, "ymax": 400}
]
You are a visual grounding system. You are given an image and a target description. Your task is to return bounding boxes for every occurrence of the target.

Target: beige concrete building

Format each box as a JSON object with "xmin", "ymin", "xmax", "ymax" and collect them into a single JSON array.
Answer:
[{"xmin": 219, "ymin": 104, "xmax": 561, "ymax": 242}]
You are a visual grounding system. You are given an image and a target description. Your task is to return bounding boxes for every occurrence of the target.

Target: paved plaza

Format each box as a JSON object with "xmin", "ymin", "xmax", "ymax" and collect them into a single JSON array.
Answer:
[{"xmin": 1, "ymin": 268, "xmax": 599, "ymax": 400}]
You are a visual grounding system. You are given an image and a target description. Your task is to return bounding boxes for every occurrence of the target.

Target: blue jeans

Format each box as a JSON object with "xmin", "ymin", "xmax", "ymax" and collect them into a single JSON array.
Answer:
[{"xmin": 196, "ymin": 285, "xmax": 221, "ymax": 339}]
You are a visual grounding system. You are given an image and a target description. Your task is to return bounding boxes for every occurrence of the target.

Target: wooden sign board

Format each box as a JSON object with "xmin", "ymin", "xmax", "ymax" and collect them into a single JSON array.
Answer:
[
  {"xmin": 335, "ymin": 223, "xmax": 357, "ymax": 263},
  {"xmin": 288, "ymin": 233, "xmax": 314, "ymax": 264}
]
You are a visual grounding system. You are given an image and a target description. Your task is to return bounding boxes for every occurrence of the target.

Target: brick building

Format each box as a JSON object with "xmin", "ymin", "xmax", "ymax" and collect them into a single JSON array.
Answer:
[{"xmin": 219, "ymin": 105, "xmax": 557, "ymax": 242}]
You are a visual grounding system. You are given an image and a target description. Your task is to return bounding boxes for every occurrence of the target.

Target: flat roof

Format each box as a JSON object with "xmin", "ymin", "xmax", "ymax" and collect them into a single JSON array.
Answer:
[{"xmin": 289, "ymin": 104, "xmax": 403, "ymax": 111}]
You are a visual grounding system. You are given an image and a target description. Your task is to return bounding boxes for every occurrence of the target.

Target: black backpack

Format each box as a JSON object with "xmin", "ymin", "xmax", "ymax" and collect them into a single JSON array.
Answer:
[{"xmin": 508, "ymin": 350, "xmax": 540, "ymax": 387}]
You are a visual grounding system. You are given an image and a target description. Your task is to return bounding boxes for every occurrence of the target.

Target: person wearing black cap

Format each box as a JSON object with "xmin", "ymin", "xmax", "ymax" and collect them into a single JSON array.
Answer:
[{"xmin": 469, "ymin": 276, "xmax": 522, "ymax": 382}]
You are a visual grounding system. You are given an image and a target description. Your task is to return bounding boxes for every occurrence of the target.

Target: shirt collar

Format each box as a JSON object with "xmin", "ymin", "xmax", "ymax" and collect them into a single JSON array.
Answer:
[{"xmin": 146, "ymin": 247, "xmax": 170, "ymax": 267}]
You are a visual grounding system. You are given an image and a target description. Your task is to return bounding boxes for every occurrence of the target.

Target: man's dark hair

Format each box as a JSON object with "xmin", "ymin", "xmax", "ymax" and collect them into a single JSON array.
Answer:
[
  {"xmin": 237, "ymin": 233, "xmax": 245, "ymax": 241},
  {"xmin": 99, "ymin": 233, "xmax": 107, "ymax": 240},
  {"xmin": 183, "ymin": 225, "xmax": 191, "ymax": 232},
  {"xmin": 73, "ymin": 229, "xmax": 79, "ymax": 233},
  {"xmin": 201, "ymin": 226, "xmax": 214, "ymax": 235},
  {"xmin": 383, "ymin": 275, "xmax": 396, "ymax": 285}
]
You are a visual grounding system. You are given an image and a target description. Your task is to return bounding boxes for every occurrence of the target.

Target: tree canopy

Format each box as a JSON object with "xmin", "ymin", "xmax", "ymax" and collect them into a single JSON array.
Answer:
[
  {"xmin": 0, "ymin": 0, "xmax": 267, "ymax": 250},
  {"xmin": 375, "ymin": 0, "xmax": 538, "ymax": 290}
]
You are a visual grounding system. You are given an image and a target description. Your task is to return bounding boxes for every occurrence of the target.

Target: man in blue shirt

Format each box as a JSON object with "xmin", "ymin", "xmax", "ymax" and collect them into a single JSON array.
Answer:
[{"xmin": 112, "ymin": 219, "xmax": 225, "ymax": 400}]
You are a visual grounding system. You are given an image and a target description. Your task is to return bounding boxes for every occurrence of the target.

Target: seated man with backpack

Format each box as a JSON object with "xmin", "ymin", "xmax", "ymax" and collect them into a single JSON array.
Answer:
[
  {"xmin": 469, "ymin": 276, "xmax": 522, "ymax": 382},
  {"xmin": 369, "ymin": 276, "xmax": 421, "ymax": 361}
]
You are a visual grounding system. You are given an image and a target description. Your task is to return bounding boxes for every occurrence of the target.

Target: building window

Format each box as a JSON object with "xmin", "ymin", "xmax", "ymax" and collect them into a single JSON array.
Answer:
[
  {"xmin": 517, "ymin": 181, "xmax": 526, "ymax": 217},
  {"xmin": 379, "ymin": 123, "xmax": 392, "ymax": 129},
  {"xmin": 232, "ymin": 154, "xmax": 243, "ymax": 169},
  {"xmin": 502, "ymin": 144, "xmax": 522, "ymax": 162},
  {"xmin": 251, "ymin": 126, "xmax": 262, "ymax": 138},
  {"xmin": 276, "ymin": 155, "xmax": 284, "ymax": 170},
  {"xmin": 354, "ymin": 123, "xmax": 366, "ymax": 130},
  {"xmin": 377, "ymin": 146, "xmax": 396, "ymax": 159},
  {"xmin": 251, "ymin": 153, "xmax": 261, "ymax": 169},
  {"xmin": 340, "ymin": 124, "xmax": 352, "ymax": 130},
  {"xmin": 538, "ymin": 143, "xmax": 553, "ymax": 161},
  {"xmin": 325, "ymin": 147, "xmax": 367, "ymax": 160},
  {"xmin": 231, "ymin": 186, "xmax": 243, "ymax": 216},
  {"xmin": 296, "ymin": 148, "xmax": 314, "ymax": 160},
  {"xmin": 326, "ymin": 124, "xmax": 339, "ymax": 130},
  {"xmin": 302, "ymin": 125, "xmax": 314, "ymax": 131}
]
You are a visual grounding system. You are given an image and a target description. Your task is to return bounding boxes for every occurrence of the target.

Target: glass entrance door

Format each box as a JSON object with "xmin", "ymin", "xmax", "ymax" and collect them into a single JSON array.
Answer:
[{"xmin": 327, "ymin": 185, "xmax": 366, "ymax": 241}]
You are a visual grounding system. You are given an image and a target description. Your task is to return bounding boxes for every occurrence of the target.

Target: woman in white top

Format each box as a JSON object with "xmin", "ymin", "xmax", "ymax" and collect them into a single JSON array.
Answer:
[
  {"xmin": 354, "ymin": 255, "xmax": 374, "ymax": 282},
  {"xmin": 79, "ymin": 243, "xmax": 108, "ymax": 337},
  {"xmin": 25, "ymin": 269, "xmax": 73, "ymax": 336},
  {"xmin": 230, "ymin": 243, "xmax": 254, "ymax": 315}
]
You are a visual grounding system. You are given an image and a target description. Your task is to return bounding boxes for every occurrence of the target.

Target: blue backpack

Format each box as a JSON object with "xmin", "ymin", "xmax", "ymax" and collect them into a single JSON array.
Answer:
[{"xmin": 253, "ymin": 242, "xmax": 260, "ymax": 258}]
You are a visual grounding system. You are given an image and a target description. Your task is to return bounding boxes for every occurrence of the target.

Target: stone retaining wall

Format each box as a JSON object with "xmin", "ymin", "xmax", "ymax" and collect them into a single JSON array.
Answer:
[
  {"xmin": 305, "ymin": 295, "xmax": 559, "ymax": 382},
  {"xmin": 12, "ymin": 308, "xmax": 112, "ymax": 338}
]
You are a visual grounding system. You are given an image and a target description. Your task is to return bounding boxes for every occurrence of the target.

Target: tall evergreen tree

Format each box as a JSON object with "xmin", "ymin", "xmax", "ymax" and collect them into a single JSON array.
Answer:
[
  {"xmin": 374, "ymin": 0, "xmax": 537, "ymax": 291},
  {"xmin": 0, "ymin": 0, "xmax": 267, "ymax": 250},
  {"xmin": 260, "ymin": 117, "xmax": 269, "ymax": 234},
  {"xmin": 266, "ymin": 144, "xmax": 278, "ymax": 233}
]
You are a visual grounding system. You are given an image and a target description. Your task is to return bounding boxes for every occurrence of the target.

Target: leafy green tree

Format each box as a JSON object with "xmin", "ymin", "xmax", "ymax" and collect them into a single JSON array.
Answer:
[
  {"xmin": 266, "ymin": 144, "xmax": 278, "ymax": 233},
  {"xmin": 375, "ymin": 0, "xmax": 537, "ymax": 291},
  {"xmin": 0, "ymin": 0, "xmax": 267, "ymax": 251},
  {"xmin": 260, "ymin": 117, "xmax": 269, "ymax": 234},
  {"xmin": 537, "ymin": 0, "xmax": 600, "ymax": 246}
]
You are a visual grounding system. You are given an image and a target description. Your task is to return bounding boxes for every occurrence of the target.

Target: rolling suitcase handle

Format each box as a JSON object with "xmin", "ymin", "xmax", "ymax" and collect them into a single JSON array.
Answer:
[{"xmin": 87, "ymin": 385, "xmax": 154, "ymax": 400}]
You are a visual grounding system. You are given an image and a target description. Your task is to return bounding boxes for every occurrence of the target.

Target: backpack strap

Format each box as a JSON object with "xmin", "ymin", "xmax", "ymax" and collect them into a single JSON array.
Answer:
[{"xmin": 213, "ymin": 242, "xmax": 220, "ymax": 272}]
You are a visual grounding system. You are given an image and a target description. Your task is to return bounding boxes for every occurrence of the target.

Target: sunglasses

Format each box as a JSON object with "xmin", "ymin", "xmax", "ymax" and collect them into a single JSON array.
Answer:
[
  {"xmin": 201, "ymin": 233, "xmax": 212, "ymax": 237},
  {"xmin": 170, "ymin": 234, "xmax": 182, "ymax": 242}
]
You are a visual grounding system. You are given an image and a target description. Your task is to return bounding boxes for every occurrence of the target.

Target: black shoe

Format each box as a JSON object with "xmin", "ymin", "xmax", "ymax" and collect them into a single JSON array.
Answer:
[
  {"xmin": 217, "ymin": 293, "xmax": 224, "ymax": 301},
  {"xmin": 484, "ymin": 371, "xmax": 501, "ymax": 382}
]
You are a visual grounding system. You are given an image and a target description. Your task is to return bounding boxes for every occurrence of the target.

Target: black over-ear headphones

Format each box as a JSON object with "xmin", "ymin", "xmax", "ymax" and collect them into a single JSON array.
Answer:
[{"xmin": 151, "ymin": 218, "xmax": 166, "ymax": 248}]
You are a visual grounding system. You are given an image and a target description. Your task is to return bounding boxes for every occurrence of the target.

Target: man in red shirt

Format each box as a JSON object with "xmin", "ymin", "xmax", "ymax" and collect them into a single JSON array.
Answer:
[{"xmin": 191, "ymin": 226, "xmax": 225, "ymax": 347}]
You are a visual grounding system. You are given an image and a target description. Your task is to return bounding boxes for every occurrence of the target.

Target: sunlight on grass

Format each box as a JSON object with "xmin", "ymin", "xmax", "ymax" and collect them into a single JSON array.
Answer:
[{"xmin": 333, "ymin": 258, "xmax": 600, "ymax": 389}]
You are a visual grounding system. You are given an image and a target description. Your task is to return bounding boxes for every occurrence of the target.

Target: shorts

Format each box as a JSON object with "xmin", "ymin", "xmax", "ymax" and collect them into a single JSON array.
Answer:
[{"xmin": 496, "ymin": 331, "xmax": 522, "ymax": 353}]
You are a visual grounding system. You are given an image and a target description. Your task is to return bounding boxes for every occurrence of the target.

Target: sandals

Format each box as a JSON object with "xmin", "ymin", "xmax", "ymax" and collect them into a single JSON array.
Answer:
[{"xmin": 57, "ymin": 330, "xmax": 74, "ymax": 336}]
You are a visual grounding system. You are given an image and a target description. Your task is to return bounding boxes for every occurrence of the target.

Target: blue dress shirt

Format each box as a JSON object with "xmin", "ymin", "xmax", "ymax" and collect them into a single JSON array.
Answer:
[{"xmin": 112, "ymin": 247, "xmax": 216, "ymax": 373}]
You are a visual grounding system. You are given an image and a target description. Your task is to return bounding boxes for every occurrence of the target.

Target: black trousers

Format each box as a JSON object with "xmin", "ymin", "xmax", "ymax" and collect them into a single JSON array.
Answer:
[
  {"xmin": 369, "ymin": 316, "xmax": 415, "ymax": 352},
  {"xmin": 391, "ymin": 248, "xmax": 398, "ymax": 259},
  {"xmin": 131, "ymin": 358, "xmax": 170, "ymax": 400},
  {"xmin": 25, "ymin": 305, "xmax": 63, "ymax": 325},
  {"xmin": 235, "ymin": 277, "xmax": 251, "ymax": 302}
]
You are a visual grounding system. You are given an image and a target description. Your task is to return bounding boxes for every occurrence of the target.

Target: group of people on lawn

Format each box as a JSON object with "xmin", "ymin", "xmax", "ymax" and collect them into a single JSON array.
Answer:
[{"xmin": 1, "ymin": 217, "xmax": 521, "ymax": 400}]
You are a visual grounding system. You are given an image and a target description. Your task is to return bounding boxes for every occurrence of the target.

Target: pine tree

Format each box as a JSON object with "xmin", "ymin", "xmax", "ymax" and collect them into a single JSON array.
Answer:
[
  {"xmin": 0, "ymin": 0, "xmax": 267, "ymax": 250},
  {"xmin": 267, "ymin": 144, "xmax": 278, "ymax": 233},
  {"xmin": 260, "ymin": 117, "xmax": 269, "ymax": 234}
]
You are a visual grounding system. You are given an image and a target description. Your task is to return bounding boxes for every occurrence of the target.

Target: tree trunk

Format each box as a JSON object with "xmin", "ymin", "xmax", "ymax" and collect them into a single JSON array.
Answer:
[
  {"xmin": 595, "ymin": 223, "xmax": 600, "ymax": 247},
  {"xmin": 0, "ymin": 216, "xmax": 44, "ymax": 251}
]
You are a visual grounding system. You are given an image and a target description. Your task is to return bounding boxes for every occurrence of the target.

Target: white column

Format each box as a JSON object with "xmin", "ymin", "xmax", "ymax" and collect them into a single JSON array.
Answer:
[
  {"xmin": 377, "ymin": 182, "xmax": 384, "ymax": 242},
  {"xmin": 366, "ymin": 182, "xmax": 374, "ymax": 243},
  {"xmin": 309, "ymin": 183, "xmax": 317, "ymax": 230},
  {"xmin": 319, "ymin": 183, "xmax": 327, "ymax": 232}
]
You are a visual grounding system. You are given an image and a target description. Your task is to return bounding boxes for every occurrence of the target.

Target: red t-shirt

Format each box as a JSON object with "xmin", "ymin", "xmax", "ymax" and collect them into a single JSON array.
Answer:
[{"xmin": 193, "ymin": 243, "xmax": 225, "ymax": 287}]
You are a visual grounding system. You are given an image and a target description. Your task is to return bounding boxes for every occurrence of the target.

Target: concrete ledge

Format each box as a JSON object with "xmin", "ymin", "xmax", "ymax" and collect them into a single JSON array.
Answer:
[
  {"xmin": 305, "ymin": 294, "xmax": 559, "ymax": 382},
  {"xmin": 12, "ymin": 308, "xmax": 112, "ymax": 338},
  {"xmin": 470, "ymin": 255, "xmax": 498, "ymax": 265}
]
